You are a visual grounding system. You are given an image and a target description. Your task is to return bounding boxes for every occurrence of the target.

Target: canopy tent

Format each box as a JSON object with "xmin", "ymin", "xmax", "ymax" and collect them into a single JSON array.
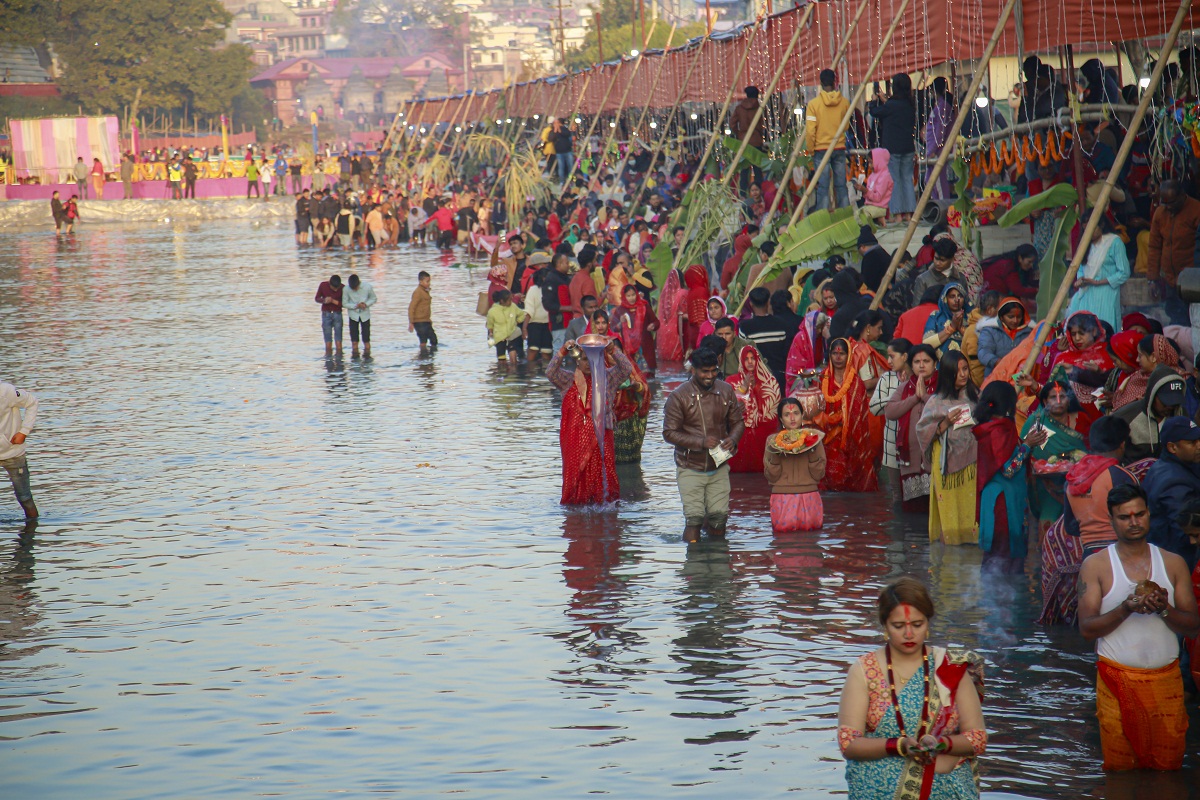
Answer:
[
  {"xmin": 405, "ymin": 0, "xmax": 1191, "ymax": 123},
  {"xmin": 8, "ymin": 116, "xmax": 121, "ymax": 183}
]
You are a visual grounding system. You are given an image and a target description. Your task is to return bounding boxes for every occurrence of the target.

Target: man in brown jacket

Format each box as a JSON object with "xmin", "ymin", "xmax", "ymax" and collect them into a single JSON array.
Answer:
[
  {"xmin": 408, "ymin": 270, "xmax": 437, "ymax": 347},
  {"xmin": 729, "ymin": 86, "xmax": 765, "ymax": 191},
  {"xmin": 1146, "ymin": 179, "xmax": 1200, "ymax": 325},
  {"xmin": 663, "ymin": 348, "xmax": 746, "ymax": 543}
]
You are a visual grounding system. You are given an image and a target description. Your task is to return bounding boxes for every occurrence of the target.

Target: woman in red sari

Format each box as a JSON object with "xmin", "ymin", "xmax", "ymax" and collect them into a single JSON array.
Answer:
[
  {"xmin": 727, "ymin": 345, "xmax": 782, "ymax": 473},
  {"xmin": 546, "ymin": 337, "xmax": 634, "ymax": 505},
  {"xmin": 815, "ymin": 338, "xmax": 879, "ymax": 492},
  {"xmin": 1043, "ymin": 310, "xmax": 1112, "ymax": 423},
  {"xmin": 680, "ymin": 264, "xmax": 710, "ymax": 359},
  {"xmin": 610, "ymin": 284, "xmax": 660, "ymax": 370},
  {"xmin": 656, "ymin": 268, "xmax": 684, "ymax": 362}
]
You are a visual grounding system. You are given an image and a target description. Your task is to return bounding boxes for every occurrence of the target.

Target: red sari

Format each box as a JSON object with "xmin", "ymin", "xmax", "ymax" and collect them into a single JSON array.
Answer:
[
  {"xmin": 560, "ymin": 373, "xmax": 619, "ymax": 506},
  {"xmin": 656, "ymin": 269, "xmax": 684, "ymax": 362},
  {"xmin": 815, "ymin": 362, "xmax": 878, "ymax": 492},
  {"xmin": 682, "ymin": 264, "xmax": 710, "ymax": 353},
  {"xmin": 727, "ymin": 346, "xmax": 781, "ymax": 473}
]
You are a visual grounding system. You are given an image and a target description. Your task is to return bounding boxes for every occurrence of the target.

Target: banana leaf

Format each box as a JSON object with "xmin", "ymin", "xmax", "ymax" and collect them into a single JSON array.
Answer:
[
  {"xmin": 998, "ymin": 183, "xmax": 1078, "ymax": 228},
  {"xmin": 775, "ymin": 207, "xmax": 861, "ymax": 266},
  {"xmin": 647, "ymin": 238, "xmax": 676, "ymax": 291},
  {"xmin": 1036, "ymin": 204, "xmax": 1079, "ymax": 323},
  {"xmin": 722, "ymin": 137, "xmax": 770, "ymax": 168}
]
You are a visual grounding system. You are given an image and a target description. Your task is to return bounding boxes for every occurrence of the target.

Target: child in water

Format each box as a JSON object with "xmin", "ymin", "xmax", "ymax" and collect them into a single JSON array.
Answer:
[
  {"xmin": 485, "ymin": 289, "xmax": 527, "ymax": 362},
  {"xmin": 763, "ymin": 397, "xmax": 827, "ymax": 532}
]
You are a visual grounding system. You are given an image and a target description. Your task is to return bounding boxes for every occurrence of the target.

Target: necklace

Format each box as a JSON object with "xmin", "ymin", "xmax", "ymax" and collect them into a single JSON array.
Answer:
[{"xmin": 886, "ymin": 644, "xmax": 931, "ymax": 740}]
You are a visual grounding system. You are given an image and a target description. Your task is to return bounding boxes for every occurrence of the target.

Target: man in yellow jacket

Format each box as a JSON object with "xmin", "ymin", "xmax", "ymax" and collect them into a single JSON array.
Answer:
[{"xmin": 805, "ymin": 69, "xmax": 850, "ymax": 212}]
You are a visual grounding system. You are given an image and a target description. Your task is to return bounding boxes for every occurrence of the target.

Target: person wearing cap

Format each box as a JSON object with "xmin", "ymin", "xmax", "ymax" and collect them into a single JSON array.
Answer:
[
  {"xmin": 856, "ymin": 226, "xmax": 891, "ymax": 292},
  {"xmin": 0, "ymin": 379, "xmax": 38, "ymax": 520},
  {"xmin": 314, "ymin": 274, "xmax": 344, "ymax": 357},
  {"xmin": 1114, "ymin": 365, "xmax": 1189, "ymax": 461},
  {"xmin": 1143, "ymin": 417, "xmax": 1200, "ymax": 569}
]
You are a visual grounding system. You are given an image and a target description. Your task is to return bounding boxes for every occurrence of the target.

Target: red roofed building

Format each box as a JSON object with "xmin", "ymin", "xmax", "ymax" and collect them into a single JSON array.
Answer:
[{"xmin": 250, "ymin": 54, "xmax": 463, "ymax": 125}]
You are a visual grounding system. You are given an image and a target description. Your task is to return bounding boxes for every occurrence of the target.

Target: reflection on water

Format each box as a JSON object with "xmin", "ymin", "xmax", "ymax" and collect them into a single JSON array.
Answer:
[{"xmin": 0, "ymin": 220, "xmax": 1197, "ymax": 797}]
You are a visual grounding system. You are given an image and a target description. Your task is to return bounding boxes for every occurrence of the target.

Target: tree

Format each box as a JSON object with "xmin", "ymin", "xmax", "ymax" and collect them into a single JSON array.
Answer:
[
  {"xmin": 52, "ymin": 0, "xmax": 254, "ymax": 116},
  {"xmin": 565, "ymin": 19, "xmax": 707, "ymax": 71},
  {"xmin": 0, "ymin": 0, "xmax": 59, "ymax": 48}
]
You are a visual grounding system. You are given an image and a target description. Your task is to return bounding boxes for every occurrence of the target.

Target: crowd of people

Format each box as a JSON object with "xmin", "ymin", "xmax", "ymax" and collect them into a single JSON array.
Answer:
[
  {"xmin": 369, "ymin": 63, "xmax": 1200, "ymax": 795},
  {"xmin": 16, "ymin": 47, "xmax": 1200, "ymax": 798}
]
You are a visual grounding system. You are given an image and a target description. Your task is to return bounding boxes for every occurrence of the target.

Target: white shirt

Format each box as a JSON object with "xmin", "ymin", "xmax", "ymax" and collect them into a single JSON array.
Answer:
[
  {"xmin": 0, "ymin": 383, "xmax": 38, "ymax": 461},
  {"xmin": 1097, "ymin": 544, "xmax": 1178, "ymax": 669},
  {"xmin": 342, "ymin": 283, "xmax": 377, "ymax": 322}
]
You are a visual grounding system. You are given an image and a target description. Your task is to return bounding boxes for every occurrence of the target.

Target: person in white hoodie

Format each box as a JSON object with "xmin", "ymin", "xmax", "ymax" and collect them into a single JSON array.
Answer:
[{"xmin": 0, "ymin": 381, "xmax": 39, "ymax": 519}]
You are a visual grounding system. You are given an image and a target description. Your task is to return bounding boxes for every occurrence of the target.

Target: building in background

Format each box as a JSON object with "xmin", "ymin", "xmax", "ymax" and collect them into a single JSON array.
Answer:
[{"xmin": 250, "ymin": 54, "xmax": 464, "ymax": 125}]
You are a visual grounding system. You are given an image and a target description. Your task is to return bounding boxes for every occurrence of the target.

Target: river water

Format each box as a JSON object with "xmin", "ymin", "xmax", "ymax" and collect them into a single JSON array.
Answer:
[{"xmin": 1, "ymin": 219, "xmax": 1196, "ymax": 798}]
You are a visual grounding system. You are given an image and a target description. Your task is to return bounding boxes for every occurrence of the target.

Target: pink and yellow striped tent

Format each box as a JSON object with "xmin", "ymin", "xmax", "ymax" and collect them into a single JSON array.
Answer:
[{"xmin": 8, "ymin": 116, "xmax": 120, "ymax": 183}]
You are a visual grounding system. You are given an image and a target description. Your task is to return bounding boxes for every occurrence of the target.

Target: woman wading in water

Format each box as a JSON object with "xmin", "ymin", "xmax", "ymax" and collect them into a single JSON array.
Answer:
[{"xmin": 838, "ymin": 578, "xmax": 987, "ymax": 799}]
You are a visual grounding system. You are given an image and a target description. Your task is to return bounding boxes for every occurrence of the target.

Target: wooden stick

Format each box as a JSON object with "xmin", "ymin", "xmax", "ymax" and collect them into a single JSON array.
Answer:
[
  {"xmin": 1017, "ymin": 0, "xmax": 1193, "ymax": 374},
  {"xmin": 667, "ymin": 19, "xmax": 763, "ymax": 275},
  {"xmin": 431, "ymin": 92, "xmax": 471, "ymax": 164},
  {"xmin": 448, "ymin": 92, "xmax": 482, "ymax": 174},
  {"xmin": 627, "ymin": 34, "xmax": 711, "ymax": 215},
  {"xmin": 869, "ymin": 0, "xmax": 1021, "ymax": 310},
  {"xmin": 720, "ymin": 5, "xmax": 811, "ymax": 194},
  {"xmin": 600, "ymin": 24, "xmax": 677, "ymax": 191},
  {"xmin": 791, "ymin": 0, "xmax": 910, "ymax": 222},
  {"xmin": 556, "ymin": 61, "xmax": 624, "ymax": 197},
  {"xmin": 763, "ymin": 0, "xmax": 870, "ymax": 224}
]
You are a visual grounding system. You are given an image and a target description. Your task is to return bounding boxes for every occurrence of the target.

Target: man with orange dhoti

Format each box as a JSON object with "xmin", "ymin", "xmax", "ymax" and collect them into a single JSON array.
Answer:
[{"xmin": 1078, "ymin": 484, "xmax": 1199, "ymax": 771}]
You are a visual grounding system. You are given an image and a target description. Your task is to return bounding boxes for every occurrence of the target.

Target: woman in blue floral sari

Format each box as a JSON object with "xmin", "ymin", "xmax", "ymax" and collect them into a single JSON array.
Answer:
[{"xmin": 838, "ymin": 578, "xmax": 986, "ymax": 800}]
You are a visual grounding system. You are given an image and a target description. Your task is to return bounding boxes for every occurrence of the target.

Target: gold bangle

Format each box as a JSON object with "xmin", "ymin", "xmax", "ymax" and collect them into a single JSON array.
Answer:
[{"xmin": 897, "ymin": 738, "xmax": 909, "ymax": 757}]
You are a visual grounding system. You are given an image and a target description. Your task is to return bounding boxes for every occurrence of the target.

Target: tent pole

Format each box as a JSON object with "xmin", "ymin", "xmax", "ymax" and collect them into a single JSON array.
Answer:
[
  {"xmin": 556, "ymin": 59, "xmax": 627, "ymax": 198},
  {"xmin": 1017, "ymin": 0, "xmax": 1193, "ymax": 374},
  {"xmin": 790, "ymin": 0, "xmax": 911, "ymax": 223},
  {"xmin": 628, "ymin": 34, "xmax": 711, "ymax": 214},
  {"xmin": 764, "ymin": 0, "xmax": 871, "ymax": 224},
  {"xmin": 587, "ymin": 20, "xmax": 662, "ymax": 191},
  {"xmin": 603, "ymin": 24, "xmax": 678, "ymax": 196},
  {"xmin": 870, "ymin": 0, "xmax": 1021, "ymax": 310},
  {"xmin": 667, "ymin": 18, "xmax": 764, "ymax": 276}
]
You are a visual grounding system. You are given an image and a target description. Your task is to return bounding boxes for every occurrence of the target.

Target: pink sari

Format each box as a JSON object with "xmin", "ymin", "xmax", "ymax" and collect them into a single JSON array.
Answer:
[{"xmin": 785, "ymin": 311, "xmax": 826, "ymax": 395}]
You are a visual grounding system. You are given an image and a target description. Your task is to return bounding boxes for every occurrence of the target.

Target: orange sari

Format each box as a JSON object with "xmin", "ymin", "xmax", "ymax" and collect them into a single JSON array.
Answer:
[
  {"xmin": 815, "ymin": 363, "xmax": 878, "ymax": 492},
  {"xmin": 850, "ymin": 338, "xmax": 889, "ymax": 465}
]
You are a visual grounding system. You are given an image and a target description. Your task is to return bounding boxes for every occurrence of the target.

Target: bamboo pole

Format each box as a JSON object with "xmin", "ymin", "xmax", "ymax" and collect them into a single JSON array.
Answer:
[
  {"xmin": 563, "ymin": 67, "xmax": 595, "ymax": 130},
  {"xmin": 446, "ymin": 92, "xmax": 480, "ymax": 173},
  {"xmin": 598, "ymin": 23, "xmax": 676, "ymax": 190},
  {"xmin": 399, "ymin": 101, "xmax": 428, "ymax": 171},
  {"xmin": 790, "ymin": 0, "xmax": 911, "ymax": 222},
  {"xmin": 720, "ymin": 7, "xmax": 811, "ymax": 196},
  {"xmin": 627, "ymin": 34, "xmax": 711, "ymax": 214},
  {"xmin": 869, "ymin": 0, "xmax": 1021, "ymax": 310},
  {"xmin": 667, "ymin": 19, "xmax": 763, "ymax": 275},
  {"xmin": 430, "ymin": 92, "xmax": 471, "ymax": 164},
  {"xmin": 763, "ymin": 0, "xmax": 871, "ymax": 224},
  {"xmin": 559, "ymin": 42, "xmax": 650, "ymax": 199},
  {"xmin": 486, "ymin": 84, "xmax": 543, "ymax": 201},
  {"xmin": 1017, "ymin": 0, "xmax": 1193, "ymax": 374},
  {"xmin": 545, "ymin": 72, "xmax": 572, "ymax": 122}
]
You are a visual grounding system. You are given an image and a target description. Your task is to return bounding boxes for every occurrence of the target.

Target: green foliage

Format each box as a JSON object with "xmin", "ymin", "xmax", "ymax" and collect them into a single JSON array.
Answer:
[
  {"xmin": 1036, "ymin": 205, "xmax": 1079, "ymax": 324},
  {"xmin": 52, "ymin": 0, "xmax": 254, "ymax": 115},
  {"xmin": 0, "ymin": 94, "xmax": 79, "ymax": 129},
  {"xmin": 0, "ymin": 0, "xmax": 58, "ymax": 47},
  {"xmin": 650, "ymin": 180, "xmax": 745, "ymax": 288},
  {"xmin": 997, "ymin": 183, "xmax": 1078, "ymax": 228},
  {"xmin": 731, "ymin": 207, "xmax": 860, "ymax": 314},
  {"xmin": 950, "ymin": 156, "xmax": 979, "ymax": 256},
  {"xmin": 565, "ymin": 19, "xmax": 707, "ymax": 71}
]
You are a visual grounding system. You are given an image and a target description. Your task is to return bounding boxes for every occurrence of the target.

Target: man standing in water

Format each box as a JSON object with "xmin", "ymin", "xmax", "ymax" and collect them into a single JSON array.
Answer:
[
  {"xmin": 0, "ymin": 380, "xmax": 38, "ymax": 520},
  {"xmin": 315, "ymin": 274, "xmax": 344, "ymax": 358},
  {"xmin": 663, "ymin": 348, "xmax": 745, "ymax": 543},
  {"xmin": 1077, "ymin": 484, "xmax": 1199, "ymax": 771}
]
